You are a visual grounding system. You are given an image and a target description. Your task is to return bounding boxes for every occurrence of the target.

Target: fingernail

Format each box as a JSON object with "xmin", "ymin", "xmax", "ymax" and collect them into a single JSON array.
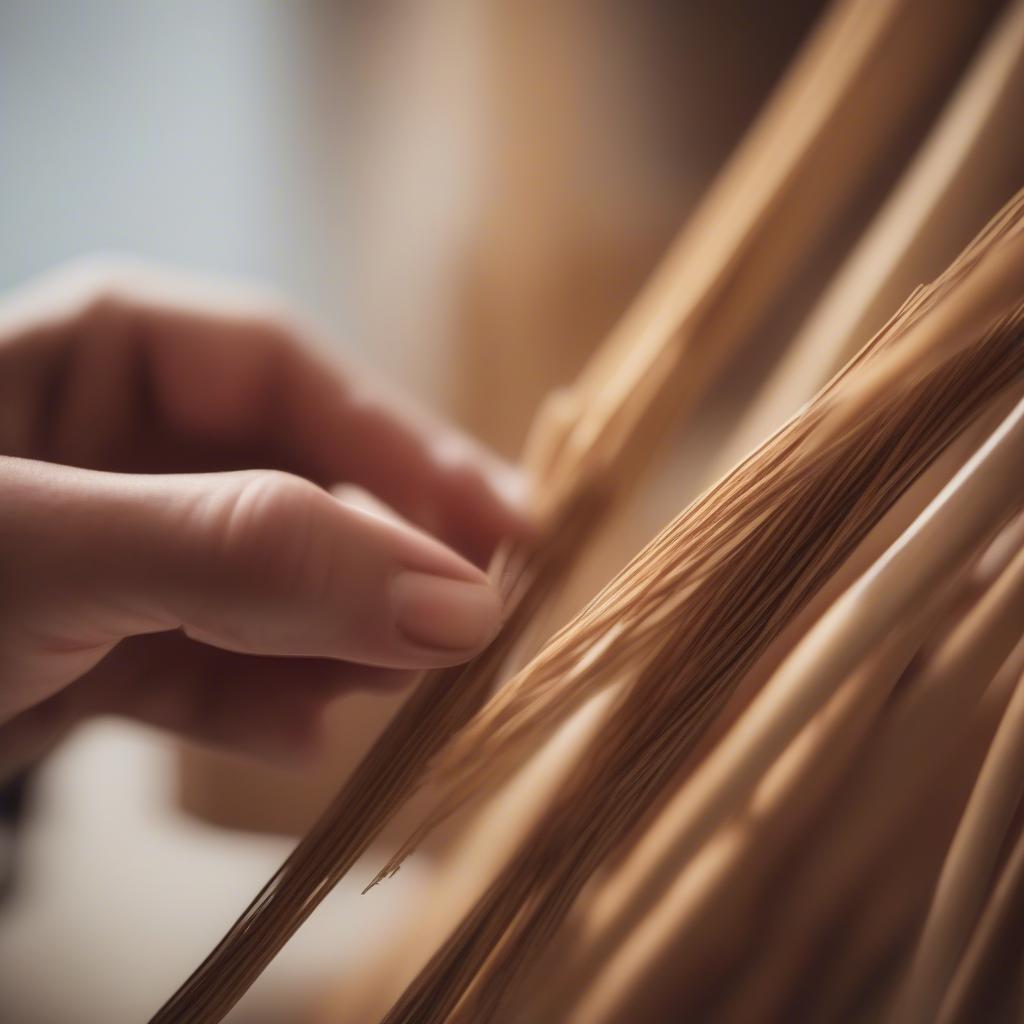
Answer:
[{"xmin": 391, "ymin": 572, "xmax": 502, "ymax": 652}]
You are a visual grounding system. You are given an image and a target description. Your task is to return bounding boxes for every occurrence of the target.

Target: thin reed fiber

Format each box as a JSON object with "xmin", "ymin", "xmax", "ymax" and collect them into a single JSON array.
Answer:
[{"xmin": 379, "ymin": 197, "xmax": 1024, "ymax": 1023}]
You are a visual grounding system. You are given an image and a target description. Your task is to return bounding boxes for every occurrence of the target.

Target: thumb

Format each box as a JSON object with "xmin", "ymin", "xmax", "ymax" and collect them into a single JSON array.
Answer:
[{"xmin": 2, "ymin": 458, "xmax": 503, "ymax": 711}]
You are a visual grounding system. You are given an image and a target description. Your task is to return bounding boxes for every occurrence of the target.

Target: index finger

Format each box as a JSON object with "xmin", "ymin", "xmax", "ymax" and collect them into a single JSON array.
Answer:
[{"xmin": 36, "ymin": 260, "xmax": 534, "ymax": 565}]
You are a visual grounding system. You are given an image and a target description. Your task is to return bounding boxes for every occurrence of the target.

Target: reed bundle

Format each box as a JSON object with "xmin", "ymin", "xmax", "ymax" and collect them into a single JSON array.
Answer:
[{"xmin": 150, "ymin": 0, "xmax": 1024, "ymax": 1021}]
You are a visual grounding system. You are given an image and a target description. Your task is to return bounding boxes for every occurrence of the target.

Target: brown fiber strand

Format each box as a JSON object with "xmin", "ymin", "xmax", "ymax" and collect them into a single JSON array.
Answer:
[
  {"xmin": 147, "ymin": 0, "xmax": 984, "ymax": 1019},
  {"xmin": 713, "ymin": 0, "xmax": 1024, "ymax": 480},
  {"xmin": 518, "ymin": 354, "xmax": 1024, "ymax": 1024},
  {"xmin": 436, "ymin": 385, "xmax": 1024, "ymax": 1024},
  {"xmin": 939, "ymin": 814, "xmax": 1024, "ymax": 1024},
  {"xmin": 550, "ymin": 590, "xmax": 952, "ymax": 1024},
  {"xmin": 723, "ymin": 569, "xmax": 1024, "ymax": 1023},
  {"xmin": 559, "ymin": 512, "xmax": 1024, "ymax": 1024},
  {"xmin": 893, "ymin": 662, "xmax": 1024, "ymax": 1023},
  {"xmin": 379, "ymin": 210, "xmax": 1024, "ymax": 1020},
  {"xmin": 382, "ymin": 195, "xmax": 1024, "ymax": 874},
  {"xmin": 817, "ymin": 226, "xmax": 1024, "ymax": 449},
  {"xmin": 713, "ymin": 641, "xmax": 1024, "ymax": 1024}
]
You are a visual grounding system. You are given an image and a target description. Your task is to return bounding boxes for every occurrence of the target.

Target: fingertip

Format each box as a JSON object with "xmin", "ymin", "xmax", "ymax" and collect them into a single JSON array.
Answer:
[
  {"xmin": 390, "ymin": 572, "xmax": 503, "ymax": 661},
  {"xmin": 142, "ymin": 467, "xmax": 505, "ymax": 668}
]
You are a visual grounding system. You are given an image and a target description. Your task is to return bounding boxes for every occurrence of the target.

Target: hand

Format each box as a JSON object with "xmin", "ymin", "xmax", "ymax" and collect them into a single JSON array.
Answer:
[{"xmin": 0, "ymin": 260, "xmax": 530, "ymax": 773}]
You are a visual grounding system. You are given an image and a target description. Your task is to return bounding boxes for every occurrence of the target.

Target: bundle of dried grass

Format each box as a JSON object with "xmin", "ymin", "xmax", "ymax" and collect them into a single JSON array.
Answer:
[{"xmin": 149, "ymin": 0, "xmax": 1024, "ymax": 1021}]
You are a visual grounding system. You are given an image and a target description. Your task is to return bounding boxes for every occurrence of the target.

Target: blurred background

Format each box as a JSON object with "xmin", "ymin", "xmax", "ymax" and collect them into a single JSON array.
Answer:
[{"xmin": 4, "ymin": 0, "xmax": 1012, "ymax": 1021}]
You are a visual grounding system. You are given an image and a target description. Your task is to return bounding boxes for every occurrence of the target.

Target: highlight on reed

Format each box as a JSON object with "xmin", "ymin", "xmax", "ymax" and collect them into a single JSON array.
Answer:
[{"xmin": 149, "ymin": 0, "xmax": 1024, "ymax": 1021}]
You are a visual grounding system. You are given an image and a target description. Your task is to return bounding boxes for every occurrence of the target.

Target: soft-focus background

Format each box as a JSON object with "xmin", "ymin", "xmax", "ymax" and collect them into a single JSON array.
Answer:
[{"xmin": 0, "ymin": 2, "xmax": 831, "ymax": 1021}]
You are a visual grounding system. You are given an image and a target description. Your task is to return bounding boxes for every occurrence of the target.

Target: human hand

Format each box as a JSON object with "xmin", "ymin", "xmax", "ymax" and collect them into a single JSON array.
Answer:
[{"xmin": 0, "ymin": 260, "xmax": 530, "ymax": 773}]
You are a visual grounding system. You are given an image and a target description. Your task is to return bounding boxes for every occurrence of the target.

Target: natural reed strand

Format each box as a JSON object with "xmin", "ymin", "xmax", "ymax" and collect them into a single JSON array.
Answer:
[{"xmin": 379, "ymin": 204, "xmax": 1024, "ymax": 1022}]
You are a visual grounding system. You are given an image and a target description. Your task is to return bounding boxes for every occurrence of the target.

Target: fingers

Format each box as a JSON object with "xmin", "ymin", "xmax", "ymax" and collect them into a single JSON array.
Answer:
[
  {"xmin": 0, "ymin": 259, "xmax": 533, "ymax": 564},
  {"xmin": 140, "ymin": 286, "xmax": 534, "ymax": 563},
  {"xmin": 0, "ymin": 457, "xmax": 504, "ymax": 716}
]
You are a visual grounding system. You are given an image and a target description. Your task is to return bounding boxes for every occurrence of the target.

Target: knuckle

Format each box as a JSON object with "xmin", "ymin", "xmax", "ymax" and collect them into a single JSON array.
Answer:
[
  {"xmin": 213, "ymin": 471, "xmax": 329, "ymax": 596},
  {"xmin": 42, "ymin": 259, "xmax": 148, "ymax": 342},
  {"xmin": 64, "ymin": 257, "xmax": 141, "ymax": 324},
  {"xmin": 221, "ymin": 469, "xmax": 315, "ymax": 543}
]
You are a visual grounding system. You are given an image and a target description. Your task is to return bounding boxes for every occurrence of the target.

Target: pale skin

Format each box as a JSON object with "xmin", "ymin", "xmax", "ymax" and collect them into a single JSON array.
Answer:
[{"xmin": 0, "ymin": 260, "xmax": 531, "ymax": 774}]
